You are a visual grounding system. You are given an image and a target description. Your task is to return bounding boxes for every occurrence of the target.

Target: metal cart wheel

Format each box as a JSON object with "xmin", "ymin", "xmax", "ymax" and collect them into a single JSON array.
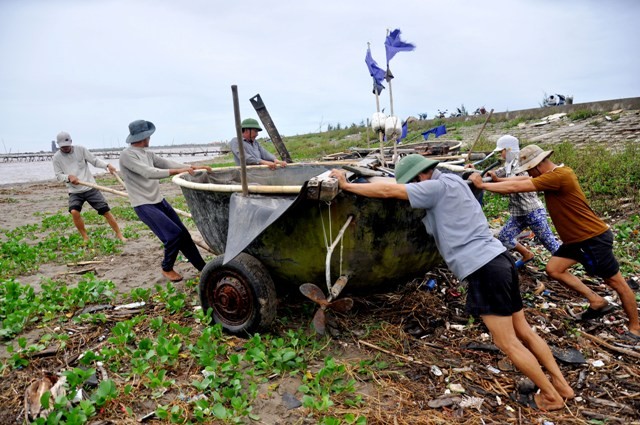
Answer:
[{"xmin": 199, "ymin": 252, "xmax": 277, "ymax": 335}]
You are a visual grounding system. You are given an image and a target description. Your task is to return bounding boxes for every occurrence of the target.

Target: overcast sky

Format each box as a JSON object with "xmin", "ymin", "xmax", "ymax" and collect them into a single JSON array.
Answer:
[{"xmin": 1, "ymin": 0, "xmax": 639, "ymax": 153}]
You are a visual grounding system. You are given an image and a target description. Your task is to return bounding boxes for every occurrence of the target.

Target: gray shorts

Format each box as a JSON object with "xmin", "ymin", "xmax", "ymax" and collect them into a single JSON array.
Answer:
[{"xmin": 68, "ymin": 188, "xmax": 110, "ymax": 215}]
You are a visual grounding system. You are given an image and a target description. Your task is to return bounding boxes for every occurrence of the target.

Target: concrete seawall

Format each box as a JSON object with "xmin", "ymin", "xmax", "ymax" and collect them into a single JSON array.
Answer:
[{"xmin": 429, "ymin": 96, "xmax": 640, "ymax": 148}]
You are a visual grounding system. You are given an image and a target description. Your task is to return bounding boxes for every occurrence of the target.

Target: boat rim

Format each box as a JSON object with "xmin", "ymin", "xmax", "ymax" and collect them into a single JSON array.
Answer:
[{"xmin": 172, "ymin": 160, "xmax": 467, "ymax": 194}]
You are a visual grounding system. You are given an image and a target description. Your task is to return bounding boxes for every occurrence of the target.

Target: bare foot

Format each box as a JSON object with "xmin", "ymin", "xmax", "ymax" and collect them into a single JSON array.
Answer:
[
  {"xmin": 534, "ymin": 392, "xmax": 565, "ymax": 411},
  {"xmin": 589, "ymin": 298, "xmax": 610, "ymax": 311},
  {"xmin": 551, "ymin": 380, "xmax": 575, "ymax": 400},
  {"xmin": 117, "ymin": 235, "xmax": 127, "ymax": 243}
]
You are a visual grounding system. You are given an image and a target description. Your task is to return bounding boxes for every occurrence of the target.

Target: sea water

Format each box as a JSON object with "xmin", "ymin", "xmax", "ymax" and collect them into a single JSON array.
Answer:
[{"xmin": 0, "ymin": 146, "xmax": 224, "ymax": 186}]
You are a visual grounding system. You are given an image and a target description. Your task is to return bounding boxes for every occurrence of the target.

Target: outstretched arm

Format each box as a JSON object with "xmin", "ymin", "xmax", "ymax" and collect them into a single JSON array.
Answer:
[
  {"xmin": 329, "ymin": 169, "xmax": 408, "ymax": 200},
  {"xmin": 469, "ymin": 172, "xmax": 537, "ymax": 194}
]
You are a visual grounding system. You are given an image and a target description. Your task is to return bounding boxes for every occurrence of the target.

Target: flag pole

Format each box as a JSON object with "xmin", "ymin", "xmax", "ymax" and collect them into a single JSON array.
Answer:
[
  {"xmin": 386, "ymin": 29, "xmax": 398, "ymax": 164},
  {"xmin": 374, "ymin": 86, "xmax": 386, "ymax": 166},
  {"xmin": 368, "ymin": 42, "xmax": 386, "ymax": 166},
  {"xmin": 383, "ymin": 28, "xmax": 415, "ymax": 164},
  {"xmin": 386, "ymin": 64, "xmax": 398, "ymax": 163}
]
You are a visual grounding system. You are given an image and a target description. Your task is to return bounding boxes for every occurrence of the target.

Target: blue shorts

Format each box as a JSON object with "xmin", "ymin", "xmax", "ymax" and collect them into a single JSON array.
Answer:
[
  {"xmin": 465, "ymin": 252, "xmax": 523, "ymax": 317},
  {"xmin": 68, "ymin": 188, "xmax": 110, "ymax": 215},
  {"xmin": 553, "ymin": 230, "xmax": 619, "ymax": 279}
]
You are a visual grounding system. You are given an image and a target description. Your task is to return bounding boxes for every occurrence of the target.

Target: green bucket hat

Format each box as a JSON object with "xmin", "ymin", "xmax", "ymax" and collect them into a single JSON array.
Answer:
[
  {"xmin": 395, "ymin": 154, "xmax": 440, "ymax": 183},
  {"xmin": 241, "ymin": 118, "xmax": 262, "ymax": 131}
]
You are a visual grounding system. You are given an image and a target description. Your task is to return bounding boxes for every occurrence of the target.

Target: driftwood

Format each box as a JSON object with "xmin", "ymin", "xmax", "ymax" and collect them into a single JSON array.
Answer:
[
  {"xmin": 358, "ymin": 339, "xmax": 425, "ymax": 365},
  {"xmin": 61, "ymin": 267, "xmax": 96, "ymax": 275},
  {"xmin": 579, "ymin": 331, "xmax": 640, "ymax": 359},
  {"xmin": 584, "ymin": 397, "xmax": 636, "ymax": 415},
  {"xmin": 66, "ymin": 261, "xmax": 104, "ymax": 267}
]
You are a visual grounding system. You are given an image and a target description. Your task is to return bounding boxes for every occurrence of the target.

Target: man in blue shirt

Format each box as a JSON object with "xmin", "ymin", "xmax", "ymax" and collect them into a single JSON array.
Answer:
[
  {"xmin": 229, "ymin": 118, "xmax": 287, "ymax": 170},
  {"xmin": 330, "ymin": 155, "xmax": 573, "ymax": 410}
]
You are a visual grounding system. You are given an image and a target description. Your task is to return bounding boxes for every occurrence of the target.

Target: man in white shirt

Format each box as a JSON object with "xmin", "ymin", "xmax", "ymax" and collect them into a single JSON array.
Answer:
[{"xmin": 52, "ymin": 131, "xmax": 125, "ymax": 243}]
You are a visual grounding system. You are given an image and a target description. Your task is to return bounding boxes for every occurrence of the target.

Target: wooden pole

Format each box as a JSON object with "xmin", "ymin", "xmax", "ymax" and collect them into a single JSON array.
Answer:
[
  {"xmin": 466, "ymin": 108, "xmax": 494, "ymax": 161},
  {"xmin": 113, "ymin": 172, "xmax": 126, "ymax": 188},
  {"xmin": 231, "ymin": 85, "xmax": 249, "ymax": 197},
  {"xmin": 386, "ymin": 69, "xmax": 398, "ymax": 163}
]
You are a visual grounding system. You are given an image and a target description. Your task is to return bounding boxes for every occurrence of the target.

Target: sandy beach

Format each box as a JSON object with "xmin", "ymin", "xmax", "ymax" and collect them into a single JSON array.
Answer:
[{"xmin": 0, "ymin": 176, "xmax": 209, "ymax": 294}]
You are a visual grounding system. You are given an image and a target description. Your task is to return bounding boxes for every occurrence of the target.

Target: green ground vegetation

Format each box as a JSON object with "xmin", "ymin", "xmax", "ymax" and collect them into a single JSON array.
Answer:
[{"xmin": 1, "ymin": 116, "xmax": 639, "ymax": 423}]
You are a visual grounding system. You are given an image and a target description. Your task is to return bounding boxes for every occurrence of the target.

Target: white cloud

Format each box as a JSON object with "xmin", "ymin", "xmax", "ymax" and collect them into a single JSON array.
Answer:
[{"xmin": 0, "ymin": 0, "xmax": 639, "ymax": 152}]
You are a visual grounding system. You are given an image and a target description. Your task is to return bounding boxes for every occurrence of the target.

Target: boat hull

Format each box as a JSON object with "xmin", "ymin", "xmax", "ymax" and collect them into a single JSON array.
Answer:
[{"xmin": 175, "ymin": 162, "xmax": 442, "ymax": 293}]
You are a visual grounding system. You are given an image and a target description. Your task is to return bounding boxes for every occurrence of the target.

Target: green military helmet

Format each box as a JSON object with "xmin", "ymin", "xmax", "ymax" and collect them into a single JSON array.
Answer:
[
  {"xmin": 395, "ymin": 154, "xmax": 439, "ymax": 183},
  {"xmin": 241, "ymin": 118, "xmax": 263, "ymax": 131}
]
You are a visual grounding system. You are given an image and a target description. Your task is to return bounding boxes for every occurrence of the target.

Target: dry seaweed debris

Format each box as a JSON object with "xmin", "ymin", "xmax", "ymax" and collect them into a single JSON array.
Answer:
[
  {"xmin": 1, "ymin": 266, "xmax": 639, "ymax": 424},
  {"xmin": 332, "ymin": 267, "xmax": 640, "ymax": 424}
]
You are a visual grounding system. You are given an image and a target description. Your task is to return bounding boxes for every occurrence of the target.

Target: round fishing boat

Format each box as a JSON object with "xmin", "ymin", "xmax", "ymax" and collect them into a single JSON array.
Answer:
[{"xmin": 174, "ymin": 161, "xmax": 452, "ymax": 333}]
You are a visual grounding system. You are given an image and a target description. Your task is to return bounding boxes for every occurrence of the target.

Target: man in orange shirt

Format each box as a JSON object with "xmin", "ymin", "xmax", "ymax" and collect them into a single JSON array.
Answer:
[{"xmin": 470, "ymin": 145, "xmax": 639, "ymax": 341}]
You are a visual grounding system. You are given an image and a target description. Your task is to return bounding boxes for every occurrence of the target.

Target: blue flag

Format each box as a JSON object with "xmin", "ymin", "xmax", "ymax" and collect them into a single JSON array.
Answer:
[
  {"xmin": 422, "ymin": 125, "xmax": 447, "ymax": 140},
  {"xmin": 399, "ymin": 120, "xmax": 408, "ymax": 142},
  {"xmin": 365, "ymin": 47, "xmax": 386, "ymax": 93},
  {"xmin": 385, "ymin": 28, "xmax": 416, "ymax": 64},
  {"xmin": 372, "ymin": 79, "xmax": 385, "ymax": 95}
]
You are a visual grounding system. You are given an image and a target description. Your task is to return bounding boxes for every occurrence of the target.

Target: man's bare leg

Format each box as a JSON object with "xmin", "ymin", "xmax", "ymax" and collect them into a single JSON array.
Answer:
[
  {"xmin": 605, "ymin": 272, "xmax": 640, "ymax": 336},
  {"xmin": 512, "ymin": 310, "xmax": 574, "ymax": 399},
  {"xmin": 70, "ymin": 209, "xmax": 89, "ymax": 242},
  {"xmin": 482, "ymin": 314, "xmax": 565, "ymax": 411},
  {"xmin": 546, "ymin": 256, "xmax": 608, "ymax": 310},
  {"xmin": 103, "ymin": 211, "xmax": 126, "ymax": 242}
]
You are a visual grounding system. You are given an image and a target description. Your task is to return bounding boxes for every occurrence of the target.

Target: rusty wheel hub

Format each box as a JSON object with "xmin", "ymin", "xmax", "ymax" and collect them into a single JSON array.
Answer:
[{"xmin": 212, "ymin": 275, "xmax": 253, "ymax": 326}]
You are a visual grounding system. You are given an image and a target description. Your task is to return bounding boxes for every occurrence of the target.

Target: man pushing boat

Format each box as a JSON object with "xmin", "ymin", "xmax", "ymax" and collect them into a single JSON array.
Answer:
[{"xmin": 330, "ymin": 155, "xmax": 574, "ymax": 410}]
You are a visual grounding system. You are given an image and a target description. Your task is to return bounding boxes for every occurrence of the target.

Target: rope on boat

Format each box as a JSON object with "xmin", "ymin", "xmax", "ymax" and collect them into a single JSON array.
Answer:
[{"xmin": 325, "ymin": 215, "xmax": 353, "ymax": 294}]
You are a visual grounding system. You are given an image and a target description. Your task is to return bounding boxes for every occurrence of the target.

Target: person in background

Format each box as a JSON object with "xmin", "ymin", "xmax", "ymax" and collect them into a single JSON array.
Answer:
[
  {"xmin": 119, "ymin": 120, "xmax": 211, "ymax": 282},
  {"xmin": 229, "ymin": 118, "xmax": 287, "ymax": 169},
  {"xmin": 330, "ymin": 155, "xmax": 574, "ymax": 410},
  {"xmin": 486, "ymin": 135, "xmax": 560, "ymax": 268},
  {"xmin": 52, "ymin": 131, "xmax": 126, "ymax": 243},
  {"xmin": 470, "ymin": 145, "xmax": 640, "ymax": 341}
]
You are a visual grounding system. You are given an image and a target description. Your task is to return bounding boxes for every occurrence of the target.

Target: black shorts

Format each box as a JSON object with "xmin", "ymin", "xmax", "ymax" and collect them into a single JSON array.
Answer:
[
  {"xmin": 553, "ymin": 229, "xmax": 619, "ymax": 279},
  {"xmin": 68, "ymin": 188, "xmax": 110, "ymax": 215},
  {"xmin": 465, "ymin": 251, "xmax": 523, "ymax": 317}
]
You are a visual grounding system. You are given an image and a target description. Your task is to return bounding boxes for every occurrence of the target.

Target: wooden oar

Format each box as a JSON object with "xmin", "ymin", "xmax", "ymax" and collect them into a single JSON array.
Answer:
[{"xmin": 77, "ymin": 180, "xmax": 213, "ymax": 253}]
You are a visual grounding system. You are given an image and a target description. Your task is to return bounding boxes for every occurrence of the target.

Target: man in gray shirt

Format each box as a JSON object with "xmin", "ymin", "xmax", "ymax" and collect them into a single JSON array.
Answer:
[
  {"xmin": 119, "ymin": 120, "xmax": 211, "ymax": 282},
  {"xmin": 52, "ymin": 131, "xmax": 125, "ymax": 242},
  {"xmin": 329, "ymin": 154, "xmax": 573, "ymax": 410},
  {"xmin": 229, "ymin": 118, "xmax": 287, "ymax": 169}
]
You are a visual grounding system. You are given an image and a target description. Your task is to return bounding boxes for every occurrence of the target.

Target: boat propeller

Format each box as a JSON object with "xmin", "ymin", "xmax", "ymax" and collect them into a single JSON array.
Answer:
[{"xmin": 300, "ymin": 282, "xmax": 354, "ymax": 335}]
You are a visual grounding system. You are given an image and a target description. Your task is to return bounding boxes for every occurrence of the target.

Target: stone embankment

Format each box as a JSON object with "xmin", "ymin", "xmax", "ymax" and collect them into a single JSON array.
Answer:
[{"xmin": 431, "ymin": 96, "xmax": 640, "ymax": 150}]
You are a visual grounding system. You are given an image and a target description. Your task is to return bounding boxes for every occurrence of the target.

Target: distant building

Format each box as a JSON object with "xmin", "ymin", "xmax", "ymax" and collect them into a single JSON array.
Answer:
[{"xmin": 51, "ymin": 140, "xmax": 57, "ymax": 153}]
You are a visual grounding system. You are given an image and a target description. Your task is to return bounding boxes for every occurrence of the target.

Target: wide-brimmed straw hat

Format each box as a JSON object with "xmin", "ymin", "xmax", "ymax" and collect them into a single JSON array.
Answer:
[
  {"xmin": 126, "ymin": 120, "xmax": 156, "ymax": 144},
  {"xmin": 515, "ymin": 144, "xmax": 553, "ymax": 173}
]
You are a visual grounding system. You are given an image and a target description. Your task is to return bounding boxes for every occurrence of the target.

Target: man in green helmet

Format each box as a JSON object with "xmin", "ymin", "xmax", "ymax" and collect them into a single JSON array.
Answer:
[
  {"xmin": 330, "ymin": 155, "xmax": 574, "ymax": 411},
  {"xmin": 229, "ymin": 118, "xmax": 287, "ymax": 170}
]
